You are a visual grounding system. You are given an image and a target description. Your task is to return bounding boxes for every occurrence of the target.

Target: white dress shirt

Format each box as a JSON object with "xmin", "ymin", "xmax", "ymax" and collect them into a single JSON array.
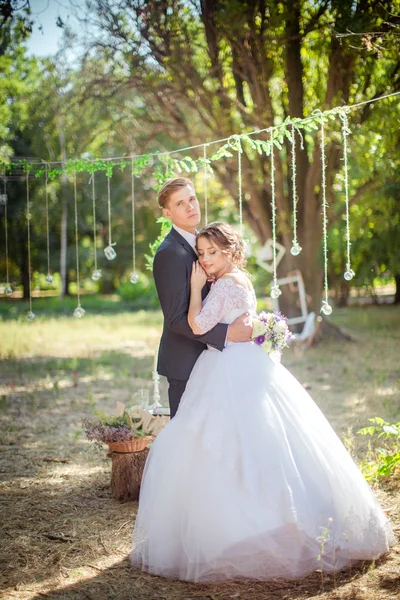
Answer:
[{"xmin": 173, "ymin": 224, "xmax": 198, "ymax": 254}]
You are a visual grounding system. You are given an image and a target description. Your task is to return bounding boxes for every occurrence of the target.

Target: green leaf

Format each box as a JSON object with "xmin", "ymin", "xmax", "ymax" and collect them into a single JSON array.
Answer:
[
  {"xmin": 358, "ymin": 426, "xmax": 376, "ymax": 436},
  {"xmin": 370, "ymin": 417, "xmax": 385, "ymax": 426}
]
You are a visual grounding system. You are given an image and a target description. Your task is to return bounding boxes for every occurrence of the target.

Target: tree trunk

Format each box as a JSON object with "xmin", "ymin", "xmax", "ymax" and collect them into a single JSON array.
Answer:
[
  {"xmin": 110, "ymin": 448, "xmax": 149, "ymax": 502},
  {"xmin": 394, "ymin": 275, "xmax": 400, "ymax": 304},
  {"xmin": 276, "ymin": 218, "xmax": 323, "ymax": 315},
  {"xmin": 65, "ymin": 268, "xmax": 71, "ymax": 296},
  {"xmin": 336, "ymin": 280, "xmax": 350, "ymax": 308}
]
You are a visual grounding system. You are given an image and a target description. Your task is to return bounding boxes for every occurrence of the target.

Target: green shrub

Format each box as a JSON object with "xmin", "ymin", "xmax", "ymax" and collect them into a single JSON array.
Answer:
[
  {"xmin": 358, "ymin": 417, "xmax": 400, "ymax": 480},
  {"xmin": 117, "ymin": 272, "xmax": 159, "ymax": 308}
]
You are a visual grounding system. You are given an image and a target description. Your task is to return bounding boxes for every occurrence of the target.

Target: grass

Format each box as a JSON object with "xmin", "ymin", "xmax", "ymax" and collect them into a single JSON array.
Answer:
[
  {"xmin": 0, "ymin": 293, "xmax": 158, "ymax": 322},
  {"xmin": 0, "ymin": 302, "xmax": 399, "ymax": 600}
]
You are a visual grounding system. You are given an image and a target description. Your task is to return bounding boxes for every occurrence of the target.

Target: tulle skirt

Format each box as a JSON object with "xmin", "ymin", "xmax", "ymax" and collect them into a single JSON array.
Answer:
[{"xmin": 131, "ymin": 342, "xmax": 395, "ymax": 582}]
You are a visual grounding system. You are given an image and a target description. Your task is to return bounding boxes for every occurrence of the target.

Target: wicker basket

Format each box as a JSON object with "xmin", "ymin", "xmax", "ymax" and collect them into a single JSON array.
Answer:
[{"xmin": 106, "ymin": 435, "xmax": 154, "ymax": 454}]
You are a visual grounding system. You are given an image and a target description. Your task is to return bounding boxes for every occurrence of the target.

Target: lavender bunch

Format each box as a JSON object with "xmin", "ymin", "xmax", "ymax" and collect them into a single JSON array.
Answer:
[
  {"xmin": 82, "ymin": 410, "xmax": 147, "ymax": 444},
  {"xmin": 82, "ymin": 418, "xmax": 138, "ymax": 443}
]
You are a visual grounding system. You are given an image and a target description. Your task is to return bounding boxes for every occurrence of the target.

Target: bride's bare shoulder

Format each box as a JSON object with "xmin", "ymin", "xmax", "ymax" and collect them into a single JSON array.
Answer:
[{"xmin": 221, "ymin": 271, "xmax": 253, "ymax": 291}]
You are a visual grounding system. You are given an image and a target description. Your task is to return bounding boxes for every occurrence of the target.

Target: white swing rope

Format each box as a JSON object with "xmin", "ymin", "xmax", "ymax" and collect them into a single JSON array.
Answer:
[
  {"xmin": 269, "ymin": 131, "xmax": 281, "ymax": 299},
  {"xmin": 26, "ymin": 170, "xmax": 34, "ymax": 321},
  {"xmin": 73, "ymin": 171, "xmax": 85, "ymax": 318},
  {"xmin": 339, "ymin": 110, "xmax": 355, "ymax": 281},
  {"xmin": 319, "ymin": 119, "xmax": 332, "ymax": 315},
  {"xmin": 44, "ymin": 164, "xmax": 53, "ymax": 283},
  {"xmin": 130, "ymin": 159, "xmax": 138, "ymax": 284},
  {"xmin": 91, "ymin": 172, "xmax": 101, "ymax": 280},
  {"xmin": 2, "ymin": 173, "xmax": 11, "ymax": 295},
  {"xmin": 290, "ymin": 124, "xmax": 302, "ymax": 256},
  {"xmin": 203, "ymin": 144, "xmax": 208, "ymax": 225}
]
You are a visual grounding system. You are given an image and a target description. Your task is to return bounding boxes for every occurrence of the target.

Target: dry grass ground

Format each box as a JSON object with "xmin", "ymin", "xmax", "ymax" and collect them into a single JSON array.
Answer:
[{"xmin": 0, "ymin": 305, "xmax": 399, "ymax": 600}]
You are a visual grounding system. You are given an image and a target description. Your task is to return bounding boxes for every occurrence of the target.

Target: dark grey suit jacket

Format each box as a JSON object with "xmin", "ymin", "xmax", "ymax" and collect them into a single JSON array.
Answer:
[{"xmin": 153, "ymin": 227, "xmax": 228, "ymax": 381}]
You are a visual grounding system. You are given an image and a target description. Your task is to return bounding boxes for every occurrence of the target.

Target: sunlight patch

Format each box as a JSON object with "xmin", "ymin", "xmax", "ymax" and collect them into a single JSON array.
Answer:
[{"xmin": 375, "ymin": 386, "xmax": 397, "ymax": 397}]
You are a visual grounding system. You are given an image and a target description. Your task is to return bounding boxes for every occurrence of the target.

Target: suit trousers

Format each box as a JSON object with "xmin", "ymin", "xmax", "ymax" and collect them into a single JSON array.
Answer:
[{"xmin": 167, "ymin": 378, "xmax": 187, "ymax": 419}]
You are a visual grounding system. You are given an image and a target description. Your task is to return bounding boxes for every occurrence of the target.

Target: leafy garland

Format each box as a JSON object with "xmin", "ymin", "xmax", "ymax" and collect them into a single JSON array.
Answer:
[
  {"xmin": 0, "ymin": 108, "xmax": 347, "ymax": 278},
  {"xmin": 0, "ymin": 110, "xmax": 342, "ymax": 184},
  {"xmin": 144, "ymin": 215, "xmax": 173, "ymax": 271}
]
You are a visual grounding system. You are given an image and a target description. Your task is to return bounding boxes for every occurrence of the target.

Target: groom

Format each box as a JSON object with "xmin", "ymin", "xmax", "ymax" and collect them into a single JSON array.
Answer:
[{"xmin": 153, "ymin": 177, "xmax": 253, "ymax": 418}]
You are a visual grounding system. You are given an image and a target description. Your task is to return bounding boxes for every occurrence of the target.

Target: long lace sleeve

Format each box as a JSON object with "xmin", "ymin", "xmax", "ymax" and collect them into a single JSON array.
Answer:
[{"xmin": 194, "ymin": 278, "xmax": 245, "ymax": 334}]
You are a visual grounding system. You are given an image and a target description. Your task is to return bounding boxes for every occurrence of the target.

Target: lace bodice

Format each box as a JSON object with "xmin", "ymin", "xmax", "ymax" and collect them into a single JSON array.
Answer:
[{"xmin": 194, "ymin": 277, "xmax": 257, "ymax": 335}]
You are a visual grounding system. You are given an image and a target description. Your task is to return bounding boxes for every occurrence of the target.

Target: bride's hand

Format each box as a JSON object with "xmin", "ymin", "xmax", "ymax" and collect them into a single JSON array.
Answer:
[{"xmin": 191, "ymin": 262, "xmax": 207, "ymax": 290}]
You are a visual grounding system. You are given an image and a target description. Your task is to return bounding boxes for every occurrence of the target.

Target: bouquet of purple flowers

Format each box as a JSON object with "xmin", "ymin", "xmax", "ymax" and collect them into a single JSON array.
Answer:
[{"xmin": 253, "ymin": 311, "xmax": 292, "ymax": 354}]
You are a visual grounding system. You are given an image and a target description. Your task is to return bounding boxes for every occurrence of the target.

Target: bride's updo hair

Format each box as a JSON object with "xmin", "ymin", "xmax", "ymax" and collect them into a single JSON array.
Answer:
[{"xmin": 196, "ymin": 222, "xmax": 247, "ymax": 269}]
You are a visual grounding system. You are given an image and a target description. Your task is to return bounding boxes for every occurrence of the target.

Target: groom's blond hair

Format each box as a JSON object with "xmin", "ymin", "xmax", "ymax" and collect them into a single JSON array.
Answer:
[{"xmin": 158, "ymin": 177, "xmax": 194, "ymax": 208}]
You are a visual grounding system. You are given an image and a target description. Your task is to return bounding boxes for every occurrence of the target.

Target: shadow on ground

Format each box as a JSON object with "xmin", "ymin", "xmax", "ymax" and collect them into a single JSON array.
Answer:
[{"xmin": 28, "ymin": 555, "xmax": 396, "ymax": 600}]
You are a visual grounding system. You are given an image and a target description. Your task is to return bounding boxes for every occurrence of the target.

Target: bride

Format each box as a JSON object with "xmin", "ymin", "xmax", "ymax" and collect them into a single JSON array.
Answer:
[{"xmin": 131, "ymin": 222, "xmax": 395, "ymax": 582}]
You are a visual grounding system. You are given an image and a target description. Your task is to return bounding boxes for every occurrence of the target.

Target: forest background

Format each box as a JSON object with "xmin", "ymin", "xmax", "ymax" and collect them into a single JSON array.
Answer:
[
  {"xmin": 0, "ymin": 0, "xmax": 399, "ymax": 316},
  {"xmin": 1, "ymin": 3, "xmax": 400, "ymax": 599}
]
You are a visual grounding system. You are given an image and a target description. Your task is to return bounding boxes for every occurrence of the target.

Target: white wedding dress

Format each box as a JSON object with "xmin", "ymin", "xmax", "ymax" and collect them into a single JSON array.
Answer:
[{"xmin": 131, "ymin": 278, "xmax": 395, "ymax": 582}]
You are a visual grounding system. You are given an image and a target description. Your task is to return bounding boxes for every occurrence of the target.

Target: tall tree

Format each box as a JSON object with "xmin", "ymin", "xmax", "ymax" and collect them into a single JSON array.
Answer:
[
  {"xmin": 328, "ymin": 96, "xmax": 400, "ymax": 305},
  {"xmin": 0, "ymin": 9, "xmax": 40, "ymax": 299},
  {"xmin": 76, "ymin": 0, "xmax": 400, "ymax": 311}
]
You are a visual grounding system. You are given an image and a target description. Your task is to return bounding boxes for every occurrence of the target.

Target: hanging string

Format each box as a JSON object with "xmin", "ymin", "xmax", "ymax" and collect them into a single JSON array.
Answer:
[
  {"xmin": 339, "ymin": 110, "xmax": 355, "ymax": 282},
  {"xmin": 91, "ymin": 173, "xmax": 101, "ymax": 281},
  {"xmin": 319, "ymin": 119, "xmax": 332, "ymax": 316},
  {"xmin": 203, "ymin": 144, "xmax": 208, "ymax": 225},
  {"xmin": 130, "ymin": 159, "xmax": 139, "ymax": 284},
  {"xmin": 237, "ymin": 137, "xmax": 243, "ymax": 236},
  {"xmin": 26, "ymin": 171, "xmax": 35, "ymax": 321},
  {"xmin": 2, "ymin": 174, "xmax": 12, "ymax": 296},
  {"xmin": 269, "ymin": 132, "xmax": 281, "ymax": 299},
  {"xmin": 290, "ymin": 124, "xmax": 302, "ymax": 257},
  {"xmin": 104, "ymin": 173, "xmax": 117, "ymax": 260},
  {"xmin": 73, "ymin": 171, "xmax": 85, "ymax": 318},
  {"xmin": 294, "ymin": 124, "xmax": 305, "ymax": 150},
  {"xmin": 44, "ymin": 164, "xmax": 53, "ymax": 284},
  {"xmin": 107, "ymin": 176, "xmax": 111, "ymax": 245}
]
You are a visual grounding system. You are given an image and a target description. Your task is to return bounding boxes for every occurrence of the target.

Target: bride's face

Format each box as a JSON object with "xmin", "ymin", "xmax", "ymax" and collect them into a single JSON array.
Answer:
[{"xmin": 197, "ymin": 236, "xmax": 230, "ymax": 278}]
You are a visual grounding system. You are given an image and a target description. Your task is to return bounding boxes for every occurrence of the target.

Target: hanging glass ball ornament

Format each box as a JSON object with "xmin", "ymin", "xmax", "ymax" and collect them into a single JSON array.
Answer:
[
  {"xmin": 344, "ymin": 269, "xmax": 355, "ymax": 281},
  {"xmin": 104, "ymin": 245, "xmax": 117, "ymax": 260},
  {"xmin": 74, "ymin": 306, "xmax": 85, "ymax": 319},
  {"xmin": 5, "ymin": 286, "xmax": 12, "ymax": 297},
  {"xmin": 92, "ymin": 269, "xmax": 102, "ymax": 281},
  {"xmin": 320, "ymin": 301, "xmax": 333, "ymax": 316},
  {"xmin": 270, "ymin": 285, "xmax": 282, "ymax": 299},
  {"xmin": 290, "ymin": 243, "xmax": 302, "ymax": 257},
  {"xmin": 45, "ymin": 274, "xmax": 54, "ymax": 284},
  {"xmin": 130, "ymin": 272, "xmax": 139, "ymax": 284},
  {"xmin": 27, "ymin": 311, "xmax": 35, "ymax": 322}
]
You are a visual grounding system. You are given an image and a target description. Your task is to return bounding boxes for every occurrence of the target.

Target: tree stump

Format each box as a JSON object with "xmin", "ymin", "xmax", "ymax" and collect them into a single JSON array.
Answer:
[{"xmin": 110, "ymin": 448, "xmax": 150, "ymax": 502}]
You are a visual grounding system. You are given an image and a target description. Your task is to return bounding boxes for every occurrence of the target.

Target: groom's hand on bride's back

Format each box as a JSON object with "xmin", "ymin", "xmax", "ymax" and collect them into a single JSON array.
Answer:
[{"xmin": 227, "ymin": 313, "xmax": 253, "ymax": 343}]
